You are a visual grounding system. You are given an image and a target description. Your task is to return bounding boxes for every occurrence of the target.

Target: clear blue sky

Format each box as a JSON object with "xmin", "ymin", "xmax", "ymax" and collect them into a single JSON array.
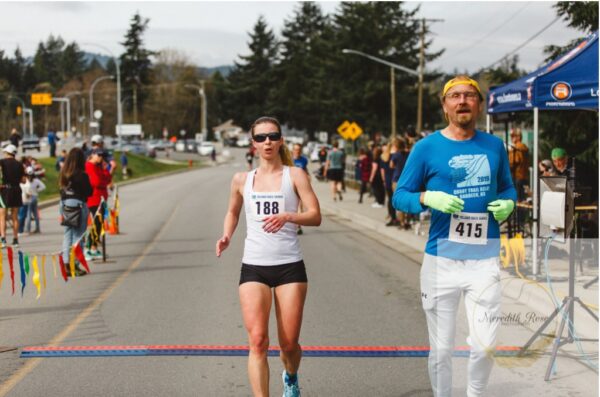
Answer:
[{"xmin": 0, "ymin": 1, "xmax": 585, "ymax": 73}]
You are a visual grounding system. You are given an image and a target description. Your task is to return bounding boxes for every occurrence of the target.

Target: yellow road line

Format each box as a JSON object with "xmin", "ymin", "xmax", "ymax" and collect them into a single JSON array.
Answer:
[{"xmin": 0, "ymin": 205, "xmax": 180, "ymax": 397}]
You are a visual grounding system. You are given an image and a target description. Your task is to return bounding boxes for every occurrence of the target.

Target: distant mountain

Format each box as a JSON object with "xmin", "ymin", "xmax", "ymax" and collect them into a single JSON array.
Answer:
[
  {"xmin": 198, "ymin": 65, "xmax": 233, "ymax": 78},
  {"xmin": 25, "ymin": 50, "xmax": 232, "ymax": 78},
  {"xmin": 83, "ymin": 52, "xmax": 112, "ymax": 68}
]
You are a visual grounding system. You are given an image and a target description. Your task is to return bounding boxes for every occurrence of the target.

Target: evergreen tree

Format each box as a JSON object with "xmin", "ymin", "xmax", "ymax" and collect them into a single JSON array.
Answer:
[
  {"xmin": 32, "ymin": 35, "xmax": 66, "ymax": 89},
  {"xmin": 225, "ymin": 16, "xmax": 279, "ymax": 129},
  {"xmin": 60, "ymin": 42, "xmax": 86, "ymax": 84},
  {"xmin": 544, "ymin": 2, "xmax": 598, "ymax": 60},
  {"xmin": 120, "ymin": 12, "xmax": 155, "ymax": 121},
  {"xmin": 328, "ymin": 2, "xmax": 442, "ymax": 137},
  {"xmin": 270, "ymin": 2, "xmax": 331, "ymax": 138}
]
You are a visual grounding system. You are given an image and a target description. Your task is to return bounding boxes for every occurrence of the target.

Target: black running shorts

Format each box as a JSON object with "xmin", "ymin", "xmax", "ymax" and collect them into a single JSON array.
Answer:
[{"xmin": 239, "ymin": 260, "xmax": 307, "ymax": 288}]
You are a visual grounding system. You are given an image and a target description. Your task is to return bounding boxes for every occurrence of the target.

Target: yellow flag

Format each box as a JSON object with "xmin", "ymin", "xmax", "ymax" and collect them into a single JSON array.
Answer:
[
  {"xmin": 32, "ymin": 256, "xmax": 41, "ymax": 299},
  {"xmin": 51, "ymin": 255, "xmax": 57, "ymax": 278},
  {"xmin": 69, "ymin": 248, "xmax": 76, "ymax": 278},
  {"xmin": 41, "ymin": 255, "xmax": 46, "ymax": 289}
]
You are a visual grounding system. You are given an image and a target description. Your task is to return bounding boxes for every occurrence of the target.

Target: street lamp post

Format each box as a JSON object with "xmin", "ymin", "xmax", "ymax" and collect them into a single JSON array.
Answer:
[
  {"xmin": 89, "ymin": 75, "xmax": 114, "ymax": 121},
  {"xmin": 52, "ymin": 98, "xmax": 71, "ymax": 135},
  {"xmin": 81, "ymin": 43, "xmax": 122, "ymax": 129},
  {"xmin": 185, "ymin": 82, "xmax": 208, "ymax": 138},
  {"xmin": 65, "ymin": 91, "xmax": 81, "ymax": 136},
  {"xmin": 22, "ymin": 108, "xmax": 33, "ymax": 136},
  {"xmin": 341, "ymin": 49, "xmax": 420, "ymax": 139}
]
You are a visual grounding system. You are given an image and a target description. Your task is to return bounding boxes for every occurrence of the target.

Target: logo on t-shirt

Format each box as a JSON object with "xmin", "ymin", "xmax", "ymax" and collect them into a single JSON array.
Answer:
[{"xmin": 448, "ymin": 154, "xmax": 491, "ymax": 188}]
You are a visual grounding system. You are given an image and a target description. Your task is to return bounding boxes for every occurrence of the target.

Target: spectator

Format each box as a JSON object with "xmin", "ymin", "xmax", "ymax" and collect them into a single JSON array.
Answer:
[
  {"xmin": 9, "ymin": 128, "xmax": 21, "ymax": 149},
  {"xmin": 539, "ymin": 159, "xmax": 555, "ymax": 177},
  {"xmin": 56, "ymin": 149, "xmax": 67, "ymax": 171},
  {"xmin": 369, "ymin": 146, "xmax": 385, "ymax": 208},
  {"xmin": 120, "ymin": 150, "xmax": 129, "ymax": 180},
  {"xmin": 47, "ymin": 128, "xmax": 59, "ymax": 157},
  {"xmin": 59, "ymin": 148, "xmax": 92, "ymax": 276},
  {"xmin": 380, "ymin": 143, "xmax": 398, "ymax": 226},
  {"xmin": 323, "ymin": 140, "xmax": 344, "ymax": 201},
  {"xmin": 85, "ymin": 148, "xmax": 112, "ymax": 260},
  {"xmin": 0, "ymin": 144, "xmax": 25, "ymax": 247},
  {"xmin": 29, "ymin": 157, "xmax": 45, "ymax": 179},
  {"xmin": 551, "ymin": 147, "xmax": 571, "ymax": 177},
  {"xmin": 20, "ymin": 166, "xmax": 45, "ymax": 234},
  {"xmin": 390, "ymin": 138, "xmax": 410, "ymax": 229},
  {"xmin": 508, "ymin": 128, "xmax": 529, "ymax": 201},
  {"xmin": 357, "ymin": 148, "xmax": 371, "ymax": 204}
]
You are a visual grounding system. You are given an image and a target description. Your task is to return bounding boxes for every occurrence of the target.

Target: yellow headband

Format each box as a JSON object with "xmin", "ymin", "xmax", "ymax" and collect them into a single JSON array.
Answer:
[{"xmin": 442, "ymin": 77, "xmax": 482, "ymax": 97}]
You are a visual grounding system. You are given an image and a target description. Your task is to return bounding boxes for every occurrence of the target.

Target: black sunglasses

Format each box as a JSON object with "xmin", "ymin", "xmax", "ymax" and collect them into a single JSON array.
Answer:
[{"xmin": 253, "ymin": 132, "xmax": 282, "ymax": 143}]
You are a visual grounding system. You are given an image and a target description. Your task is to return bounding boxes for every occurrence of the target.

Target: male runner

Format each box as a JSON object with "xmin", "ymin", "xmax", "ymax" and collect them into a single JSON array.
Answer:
[{"xmin": 393, "ymin": 75, "xmax": 516, "ymax": 397}]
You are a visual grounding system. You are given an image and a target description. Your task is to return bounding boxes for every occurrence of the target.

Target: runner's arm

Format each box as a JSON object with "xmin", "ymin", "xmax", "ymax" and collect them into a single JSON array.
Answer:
[{"xmin": 216, "ymin": 172, "xmax": 245, "ymax": 256}]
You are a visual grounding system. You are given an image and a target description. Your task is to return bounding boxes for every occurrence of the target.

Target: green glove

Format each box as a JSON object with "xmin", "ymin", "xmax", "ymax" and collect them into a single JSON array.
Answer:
[
  {"xmin": 423, "ymin": 191, "xmax": 464, "ymax": 214},
  {"xmin": 487, "ymin": 199, "xmax": 515, "ymax": 222}
]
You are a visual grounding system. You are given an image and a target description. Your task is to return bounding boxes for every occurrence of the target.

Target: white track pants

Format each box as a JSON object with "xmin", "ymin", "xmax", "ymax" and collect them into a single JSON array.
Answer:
[{"xmin": 420, "ymin": 254, "xmax": 501, "ymax": 397}]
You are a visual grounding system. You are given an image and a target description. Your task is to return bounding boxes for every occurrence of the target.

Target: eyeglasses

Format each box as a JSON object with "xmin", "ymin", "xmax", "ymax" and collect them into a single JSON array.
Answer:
[
  {"xmin": 253, "ymin": 132, "xmax": 282, "ymax": 142},
  {"xmin": 445, "ymin": 91, "xmax": 480, "ymax": 101}
]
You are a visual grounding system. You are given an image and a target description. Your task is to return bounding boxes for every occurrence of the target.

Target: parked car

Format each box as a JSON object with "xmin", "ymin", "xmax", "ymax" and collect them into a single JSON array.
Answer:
[
  {"xmin": 174, "ymin": 139, "xmax": 197, "ymax": 153},
  {"xmin": 236, "ymin": 135, "xmax": 251, "ymax": 147},
  {"xmin": 21, "ymin": 135, "xmax": 41, "ymax": 153},
  {"xmin": 146, "ymin": 139, "xmax": 172, "ymax": 151},
  {"xmin": 197, "ymin": 142, "xmax": 215, "ymax": 156}
]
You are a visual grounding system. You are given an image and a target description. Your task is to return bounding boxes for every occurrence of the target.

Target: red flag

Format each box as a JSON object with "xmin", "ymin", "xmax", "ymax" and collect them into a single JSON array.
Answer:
[
  {"xmin": 7, "ymin": 247, "xmax": 14, "ymax": 295},
  {"xmin": 58, "ymin": 255, "xmax": 68, "ymax": 282},
  {"xmin": 73, "ymin": 244, "xmax": 90, "ymax": 273}
]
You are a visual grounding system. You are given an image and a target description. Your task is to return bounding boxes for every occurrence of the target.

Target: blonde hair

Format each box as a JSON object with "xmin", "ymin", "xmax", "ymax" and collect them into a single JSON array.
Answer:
[
  {"xmin": 250, "ymin": 116, "xmax": 293, "ymax": 166},
  {"xmin": 381, "ymin": 143, "xmax": 391, "ymax": 162}
]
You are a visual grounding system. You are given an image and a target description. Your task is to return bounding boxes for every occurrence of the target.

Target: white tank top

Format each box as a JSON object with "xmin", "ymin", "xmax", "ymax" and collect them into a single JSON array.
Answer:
[{"xmin": 242, "ymin": 166, "xmax": 302, "ymax": 266}]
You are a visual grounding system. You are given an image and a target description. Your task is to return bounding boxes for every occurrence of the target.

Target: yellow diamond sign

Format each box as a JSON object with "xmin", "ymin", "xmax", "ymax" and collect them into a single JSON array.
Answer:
[{"xmin": 337, "ymin": 120, "xmax": 363, "ymax": 141}]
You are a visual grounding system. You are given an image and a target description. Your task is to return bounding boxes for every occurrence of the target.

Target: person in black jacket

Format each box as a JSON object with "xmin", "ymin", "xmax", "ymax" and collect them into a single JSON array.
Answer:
[
  {"xmin": 0, "ymin": 144, "xmax": 25, "ymax": 247},
  {"xmin": 59, "ymin": 148, "xmax": 92, "ymax": 276}
]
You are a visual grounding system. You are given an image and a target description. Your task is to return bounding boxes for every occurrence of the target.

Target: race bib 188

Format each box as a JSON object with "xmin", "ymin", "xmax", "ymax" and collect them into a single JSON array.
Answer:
[
  {"xmin": 251, "ymin": 192, "xmax": 285, "ymax": 221},
  {"xmin": 448, "ymin": 212, "xmax": 489, "ymax": 245}
]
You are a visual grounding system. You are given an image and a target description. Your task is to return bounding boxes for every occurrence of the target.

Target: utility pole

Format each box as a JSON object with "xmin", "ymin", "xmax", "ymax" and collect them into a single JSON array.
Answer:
[
  {"xmin": 390, "ymin": 68, "xmax": 396, "ymax": 139},
  {"xmin": 416, "ymin": 18, "xmax": 443, "ymax": 135}
]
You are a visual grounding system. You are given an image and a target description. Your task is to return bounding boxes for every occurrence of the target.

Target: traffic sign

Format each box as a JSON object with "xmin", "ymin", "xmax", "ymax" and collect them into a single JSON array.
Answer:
[
  {"xmin": 337, "ymin": 120, "xmax": 363, "ymax": 141},
  {"xmin": 31, "ymin": 93, "xmax": 52, "ymax": 105}
]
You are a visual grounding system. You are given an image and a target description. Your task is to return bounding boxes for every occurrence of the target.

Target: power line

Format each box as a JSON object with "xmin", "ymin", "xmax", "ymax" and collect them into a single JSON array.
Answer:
[
  {"xmin": 441, "ymin": 2, "xmax": 531, "ymax": 61},
  {"xmin": 480, "ymin": 15, "xmax": 560, "ymax": 72}
]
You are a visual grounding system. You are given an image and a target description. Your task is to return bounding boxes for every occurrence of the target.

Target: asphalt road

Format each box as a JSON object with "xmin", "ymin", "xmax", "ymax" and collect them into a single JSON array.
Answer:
[{"xmin": 0, "ymin": 149, "xmax": 431, "ymax": 396}]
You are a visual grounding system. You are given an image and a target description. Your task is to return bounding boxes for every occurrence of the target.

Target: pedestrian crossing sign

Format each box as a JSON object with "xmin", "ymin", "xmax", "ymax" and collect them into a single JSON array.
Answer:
[{"xmin": 337, "ymin": 120, "xmax": 363, "ymax": 141}]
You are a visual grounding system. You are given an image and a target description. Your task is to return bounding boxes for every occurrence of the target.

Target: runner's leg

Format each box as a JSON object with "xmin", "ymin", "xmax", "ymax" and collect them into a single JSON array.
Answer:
[
  {"xmin": 239, "ymin": 282, "xmax": 273, "ymax": 397},
  {"xmin": 274, "ymin": 282, "xmax": 307, "ymax": 376},
  {"xmin": 421, "ymin": 254, "xmax": 461, "ymax": 397},
  {"xmin": 464, "ymin": 258, "xmax": 501, "ymax": 397}
]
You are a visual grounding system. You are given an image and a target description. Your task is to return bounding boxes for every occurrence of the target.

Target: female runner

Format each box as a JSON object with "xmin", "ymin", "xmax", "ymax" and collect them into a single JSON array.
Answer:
[{"xmin": 216, "ymin": 116, "xmax": 321, "ymax": 397}]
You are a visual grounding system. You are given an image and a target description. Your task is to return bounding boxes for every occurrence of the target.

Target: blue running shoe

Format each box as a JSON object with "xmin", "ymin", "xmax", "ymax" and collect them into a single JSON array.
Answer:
[{"xmin": 282, "ymin": 370, "xmax": 300, "ymax": 397}]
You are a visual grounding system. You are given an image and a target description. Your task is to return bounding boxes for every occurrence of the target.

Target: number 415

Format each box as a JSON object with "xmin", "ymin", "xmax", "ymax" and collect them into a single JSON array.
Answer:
[{"xmin": 455, "ymin": 222, "xmax": 482, "ymax": 238}]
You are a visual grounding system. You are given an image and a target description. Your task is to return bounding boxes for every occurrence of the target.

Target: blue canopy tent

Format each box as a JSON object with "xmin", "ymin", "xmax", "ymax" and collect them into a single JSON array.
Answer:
[{"xmin": 486, "ymin": 31, "xmax": 599, "ymax": 273}]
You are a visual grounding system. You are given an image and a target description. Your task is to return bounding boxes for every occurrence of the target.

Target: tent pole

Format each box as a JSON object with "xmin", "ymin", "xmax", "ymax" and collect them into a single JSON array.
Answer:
[{"xmin": 532, "ymin": 107, "xmax": 539, "ymax": 275}]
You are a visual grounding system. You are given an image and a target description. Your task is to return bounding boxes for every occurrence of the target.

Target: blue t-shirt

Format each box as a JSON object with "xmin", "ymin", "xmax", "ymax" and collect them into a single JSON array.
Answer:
[
  {"xmin": 392, "ymin": 130, "xmax": 516, "ymax": 260},
  {"xmin": 293, "ymin": 155, "xmax": 308, "ymax": 172}
]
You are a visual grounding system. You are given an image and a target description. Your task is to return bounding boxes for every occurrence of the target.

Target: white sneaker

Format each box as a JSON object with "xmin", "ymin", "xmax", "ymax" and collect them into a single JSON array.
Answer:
[{"xmin": 371, "ymin": 203, "xmax": 383, "ymax": 208}]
